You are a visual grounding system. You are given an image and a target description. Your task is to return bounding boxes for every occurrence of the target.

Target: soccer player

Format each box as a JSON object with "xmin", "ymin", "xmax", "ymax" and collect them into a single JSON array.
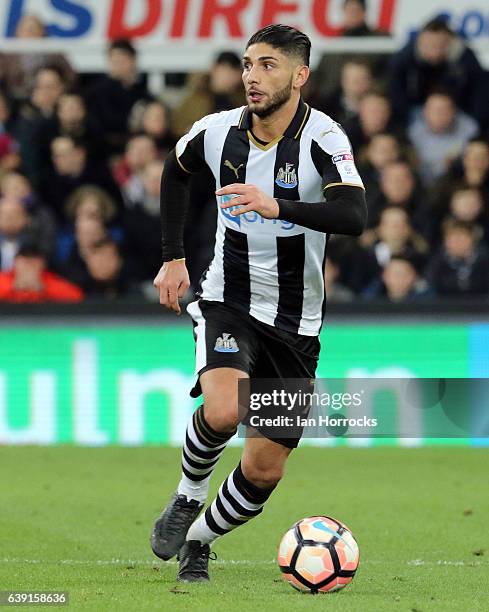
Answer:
[{"xmin": 151, "ymin": 24, "xmax": 367, "ymax": 582}]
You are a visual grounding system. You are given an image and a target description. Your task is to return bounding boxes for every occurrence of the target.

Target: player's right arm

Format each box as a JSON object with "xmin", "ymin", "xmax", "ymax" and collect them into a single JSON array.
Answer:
[{"xmin": 154, "ymin": 118, "xmax": 208, "ymax": 314}]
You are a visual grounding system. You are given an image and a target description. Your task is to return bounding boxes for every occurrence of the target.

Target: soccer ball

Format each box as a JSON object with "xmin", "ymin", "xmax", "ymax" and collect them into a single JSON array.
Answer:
[{"xmin": 277, "ymin": 516, "xmax": 359, "ymax": 594}]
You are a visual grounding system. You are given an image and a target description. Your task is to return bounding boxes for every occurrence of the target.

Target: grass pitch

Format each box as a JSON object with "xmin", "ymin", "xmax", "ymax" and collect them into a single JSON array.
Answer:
[{"xmin": 1, "ymin": 446, "xmax": 488, "ymax": 611}]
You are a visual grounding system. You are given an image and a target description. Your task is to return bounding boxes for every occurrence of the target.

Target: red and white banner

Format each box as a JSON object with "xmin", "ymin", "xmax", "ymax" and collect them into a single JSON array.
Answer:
[{"xmin": 0, "ymin": 1, "xmax": 488, "ymax": 70}]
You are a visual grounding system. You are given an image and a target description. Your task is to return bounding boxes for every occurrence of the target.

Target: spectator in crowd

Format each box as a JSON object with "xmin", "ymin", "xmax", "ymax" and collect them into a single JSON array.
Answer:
[
  {"xmin": 0, "ymin": 90, "xmax": 20, "ymax": 134},
  {"xmin": 408, "ymin": 90, "xmax": 478, "ymax": 186},
  {"xmin": 341, "ymin": 0, "xmax": 388, "ymax": 36},
  {"xmin": 37, "ymin": 91, "xmax": 107, "ymax": 170},
  {"xmin": 317, "ymin": 59, "xmax": 373, "ymax": 125},
  {"xmin": 430, "ymin": 138, "xmax": 489, "ymax": 213},
  {"xmin": 88, "ymin": 39, "xmax": 152, "ymax": 154},
  {"xmin": 113, "ymin": 134, "xmax": 158, "ymax": 207},
  {"xmin": 16, "ymin": 65, "xmax": 69, "ymax": 184},
  {"xmin": 0, "ymin": 14, "xmax": 75, "ymax": 101},
  {"xmin": 56, "ymin": 185, "xmax": 121, "ymax": 265},
  {"xmin": 57, "ymin": 216, "xmax": 108, "ymax": 289},
  {"xmin": 83, "ymin": 238, "xmax": 135, "ymax": 299},
  {"xmin": 323, "ymin": 235, "xmax": 379, "ymax": 294},
  {"xmin": 0, "ymin": 197, "xmax": 39, "ymax": 270},
  {"xmin": 367, "ymin": 160, "xmax": 423, "ymax": 229},
  {"xmin": 425, "ymin": 187, "xmax": 488, "ymax": 248},
  {"xmin": 448, "ymin": 188, "xmax": 488, "ymax": 238},
  {"xmin": 324, "ymin": 255, "xmax": 354, "ymax": 302},
  {"xmin": 0, "ymin": 90, "xmax": 21, "ymax": 173},
  {"xmin": 461, "ymin": 139, "xmax": 489, "ymax": 191},
  {"xmin": 0, "ymin": 171, "xmax": 56, "ymax": 257},
  {"xmin": 42, "ymin": 135, "xmax": 121, "ymax": 218},
  {"xmin": 25, "ymin": 65, "xmax": 67, "ymax": 120},
  {"xmin": 367, "ymin": 205, "xmax": 428, "ymax": 270},
  {"xmin": 173, "ymin": 51, "xmax": 245, "ymax": 137},
  {"xmin": 129, "ymin": 100, "xmax": 177, "ymax": 158},
  {"xmin": 123, "ymin": 159, "xmax": 164, "ymax": 284},
  {"xmin": 0, "ymin": 172, "xmax": 34, "ymax": 204},
  {"xmin": 428, "ymin": 219, "xmax": 489, "ymax": 296},
  {"xmin": 356, "ymin": 132, "xmax": 402, "ymax": 198},
  {"xmin": 0, "ymin": 243, "xmax": 83, "ymax": 303},
  {"xmin": 344, "ymin": 90, "xmax": 397, "ymax": 152},
  {"xmin": 389, "ymin": 18, "xmax": 489, "ymax": 128},
  {"xmin": 308, "ymin": 0, "xmax": 389, "ymax": 103},
  {"xmin": 364, "ymin": 255, "xmax": 431, "ymax": 302}
]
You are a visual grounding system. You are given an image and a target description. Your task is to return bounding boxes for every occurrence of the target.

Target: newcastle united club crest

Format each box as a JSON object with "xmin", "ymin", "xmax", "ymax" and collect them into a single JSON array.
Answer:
[{"xmin": 275, "ymin": 163, "xmax": 298, "ymax": 189}]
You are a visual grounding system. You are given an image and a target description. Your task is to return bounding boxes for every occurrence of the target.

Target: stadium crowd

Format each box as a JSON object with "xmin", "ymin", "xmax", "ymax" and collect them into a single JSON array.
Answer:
[{"xmin": 0, "ymin": 0, "xmax": 488, "ymax": 304}]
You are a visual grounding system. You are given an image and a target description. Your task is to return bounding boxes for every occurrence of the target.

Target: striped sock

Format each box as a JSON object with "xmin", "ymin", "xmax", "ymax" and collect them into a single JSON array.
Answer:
[
  {"xmin": 185, "ymin": 461, "xmax": 276, "ymax": 545},
  {"xmin": 177, "ymin": 405, "xmax": 236, "ymax": 503}
]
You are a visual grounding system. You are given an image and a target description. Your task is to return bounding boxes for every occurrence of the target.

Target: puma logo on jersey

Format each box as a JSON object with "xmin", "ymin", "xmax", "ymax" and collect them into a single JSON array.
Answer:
[
  {"xmin": 320, "ymin": 123, "xmax": 340, "ymax": 138},
  {"xmin": 224, "ymin": 160, "xmax": 244, "ymax": 179}
]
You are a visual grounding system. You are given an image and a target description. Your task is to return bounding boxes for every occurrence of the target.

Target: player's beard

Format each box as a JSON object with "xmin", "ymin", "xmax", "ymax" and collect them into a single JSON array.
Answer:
[{"xmin": 249, "ymin": 77, "xmax": 293, "ymax": 119}]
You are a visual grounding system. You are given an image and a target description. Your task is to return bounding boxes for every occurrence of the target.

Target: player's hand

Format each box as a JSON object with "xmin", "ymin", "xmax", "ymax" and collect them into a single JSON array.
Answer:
[
  {"xmin": 153, "ymin": 260, "xmax": 190, "ymax": 315},
  {"xmin": 217, "ymin": 184, "xmax": 280, "ymax": 219}
]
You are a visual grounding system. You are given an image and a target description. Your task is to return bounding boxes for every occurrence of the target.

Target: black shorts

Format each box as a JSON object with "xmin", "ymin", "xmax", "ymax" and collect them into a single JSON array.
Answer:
[{"xmin": 186, "ymin": 299, "xmax": 321, "ymax": 449}]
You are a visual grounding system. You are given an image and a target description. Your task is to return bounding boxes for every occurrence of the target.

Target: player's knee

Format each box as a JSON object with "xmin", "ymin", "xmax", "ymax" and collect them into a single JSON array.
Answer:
[
  {"xmin": 242, "ymin": 460, "xmax": 284, "ymax": 489},
  {"xmin": 203, "ymin": 401, "xmax": 238, "ymax": 434}
]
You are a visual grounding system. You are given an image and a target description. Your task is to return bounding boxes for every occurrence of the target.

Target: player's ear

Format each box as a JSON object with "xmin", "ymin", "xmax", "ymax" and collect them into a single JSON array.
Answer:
[{"xmin": 294, "ymin": 65, "xmax": 310, "ymax": 89}]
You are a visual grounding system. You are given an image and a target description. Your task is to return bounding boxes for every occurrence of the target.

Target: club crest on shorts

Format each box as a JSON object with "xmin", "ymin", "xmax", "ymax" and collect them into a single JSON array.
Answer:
[
  {"xmin": 275, "ymin": 163, "xmax": 298, "ymax": 189},
  {"xmin": 214, "ymin": 333, "xmax": 239, "ymax": 352}
]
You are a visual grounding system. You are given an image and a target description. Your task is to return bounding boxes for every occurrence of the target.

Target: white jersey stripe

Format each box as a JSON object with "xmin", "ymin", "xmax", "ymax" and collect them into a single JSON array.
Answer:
[{"xmin": 244, "ymin": 141, "xmax": 280, "ymax": 324}]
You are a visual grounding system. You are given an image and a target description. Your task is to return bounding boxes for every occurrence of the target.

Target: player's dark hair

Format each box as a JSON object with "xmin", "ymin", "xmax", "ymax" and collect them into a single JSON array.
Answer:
[
  {"xmin": 109, "ymin": 38, "xmax": 137, "ymax": 57},
  {"xmin": 246, "ymin": 24, "xmax": 311, "ymax": 66}
]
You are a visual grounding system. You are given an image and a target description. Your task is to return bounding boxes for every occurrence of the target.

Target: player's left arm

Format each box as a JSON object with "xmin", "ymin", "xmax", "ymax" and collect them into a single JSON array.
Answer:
[
  {"xmin": 217, "ymin": 183, "xmax": 366, "ymax": 236},
  {"xmin": 277, "ymin": 184, "xmax": 366, "ymax": 235}
]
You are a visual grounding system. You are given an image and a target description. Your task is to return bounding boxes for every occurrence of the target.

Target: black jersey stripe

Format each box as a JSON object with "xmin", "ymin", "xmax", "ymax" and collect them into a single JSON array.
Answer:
[
  {"xmin": 223, "ymin": 228, "xmax": 251, "ymax": 310},
  {"xmin": 274, "ymin": 233, "xmax": 305, "ymax": 333},
  {"xmin": 179, "ymin": 129, "xmax": 206, "ymax": 173},
  {"xmin": 273, "ymin": 137, "xmax": 300, "ymax": 201},
  {"xmin": 310, "ymin": 139, "xmax": 341, "ymax": 188},
  {"xmin": 220, "ymin": 126, "xmax": 250, "ymax": 187}
]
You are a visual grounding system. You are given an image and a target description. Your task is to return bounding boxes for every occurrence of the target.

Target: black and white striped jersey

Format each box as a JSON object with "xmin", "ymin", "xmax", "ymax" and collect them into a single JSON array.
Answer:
[{"xmin": 176, "ymin": 99, "xmax": 364, "ymax": 336}]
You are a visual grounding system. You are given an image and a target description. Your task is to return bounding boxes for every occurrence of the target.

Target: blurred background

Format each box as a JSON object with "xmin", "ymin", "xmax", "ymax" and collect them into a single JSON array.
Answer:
[{"xmin": 0, "ymin": 0, "xmax": 488, "ymax": 446}]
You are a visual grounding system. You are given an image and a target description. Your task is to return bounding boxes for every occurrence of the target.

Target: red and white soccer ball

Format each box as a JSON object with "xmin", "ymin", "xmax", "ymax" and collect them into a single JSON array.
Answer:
[{"xmin": 277, "ymin": 516, "xmax": 360, "ymax": 594}]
